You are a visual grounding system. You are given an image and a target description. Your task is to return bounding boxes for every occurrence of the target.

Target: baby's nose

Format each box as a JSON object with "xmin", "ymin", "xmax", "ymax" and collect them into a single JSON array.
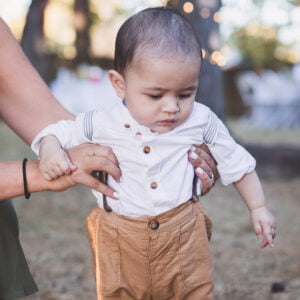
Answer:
[{"xmin": 163, "ymin": 98, "xmax": 180, "ymax": 113}]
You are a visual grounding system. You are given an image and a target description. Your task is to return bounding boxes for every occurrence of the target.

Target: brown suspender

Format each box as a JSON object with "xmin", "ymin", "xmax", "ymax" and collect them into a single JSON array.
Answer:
[
  {"xmin": 95, "ymin": 171, "xmax": 199, "ymax": 213},
  {"xmin": 94, "ymin": 171, "xmax": 112, "ymax": 212}
]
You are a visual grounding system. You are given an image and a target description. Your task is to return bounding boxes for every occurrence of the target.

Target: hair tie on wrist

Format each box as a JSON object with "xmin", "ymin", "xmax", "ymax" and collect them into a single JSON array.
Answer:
[{"xmin": 22, "ymin": 158, "xmax": 31, "ymax": 199}]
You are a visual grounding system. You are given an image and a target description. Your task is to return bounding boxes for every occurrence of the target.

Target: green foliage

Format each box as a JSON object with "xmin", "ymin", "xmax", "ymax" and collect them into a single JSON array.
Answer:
[
  {"xmin": 232, "ymin": 24, "xmax": 292, "ymax": 70},
  {"xmin": 288, "ymin": 0, "xmax": 300, "ymax": 5}
]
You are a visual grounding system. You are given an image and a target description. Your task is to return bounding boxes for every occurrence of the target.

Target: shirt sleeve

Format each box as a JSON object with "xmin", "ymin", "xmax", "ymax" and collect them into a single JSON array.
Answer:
[
  {"xmin": 31, "ymin": 112, "xmax": 91, "ymax": 156},
  {"xmin": 204, "ymin": 110, "xmax": 256, "ymax": 185}
]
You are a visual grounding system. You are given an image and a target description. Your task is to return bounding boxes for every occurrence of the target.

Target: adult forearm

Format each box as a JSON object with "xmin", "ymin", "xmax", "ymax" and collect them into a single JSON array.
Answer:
[
  {"xmin": 0, "ymin": 161, "xmax": 40, "ymax": 200},
  {"xmin": 0, "ymin": 18, "xmax": 74, "ymax": 144},
  {"xmin": 0, "ymin": 160, "xmax": 73, "ymax": 200},
  {"xmin": 0, "ymin": 144, "xmax": 122, "ymax": 200}
]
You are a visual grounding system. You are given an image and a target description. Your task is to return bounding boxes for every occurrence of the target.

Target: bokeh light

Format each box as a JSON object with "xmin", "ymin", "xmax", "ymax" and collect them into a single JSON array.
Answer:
[{"xmin": 183, "ymin": 2, "xmax": 194, "ymax": 14}]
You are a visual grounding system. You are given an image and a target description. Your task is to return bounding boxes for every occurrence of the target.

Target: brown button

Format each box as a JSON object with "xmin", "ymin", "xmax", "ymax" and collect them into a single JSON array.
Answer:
[
  {"xmin": 150, "ymin": 129, "xmax": 156, "ymax": 133},
  {"xmin": 149, "ymin": 220, "xmax": 159, "ymax": 230},
  {"xmin": 124, "ymin": 123, "xmax": 130, "ymax": 128},
  {"xmin": 150, "ymin": 182, "xmax": 157, "ymax": 189},
  {"xmin": 143, "ymin": 146, "xmax": 151, "ymax": 154},
  {"xmin": 136, "ymin": 131, "xmax": 142, "ymax": 136}
]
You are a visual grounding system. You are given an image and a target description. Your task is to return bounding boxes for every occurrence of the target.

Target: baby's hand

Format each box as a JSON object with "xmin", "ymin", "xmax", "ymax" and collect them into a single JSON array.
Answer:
[
  {"xmin": 250, "ymin": 206, "xmax": 276, "ymax": 248},
  {"xmin": 39, "ymin": 135, "xmax": 77, "ymax": 181}
]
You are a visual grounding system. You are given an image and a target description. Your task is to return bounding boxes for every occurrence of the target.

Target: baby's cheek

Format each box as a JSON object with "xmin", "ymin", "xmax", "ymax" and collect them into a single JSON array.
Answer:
[{"xmin": 181, "ymin": 105, "xmax": 193, "ymax": 122}]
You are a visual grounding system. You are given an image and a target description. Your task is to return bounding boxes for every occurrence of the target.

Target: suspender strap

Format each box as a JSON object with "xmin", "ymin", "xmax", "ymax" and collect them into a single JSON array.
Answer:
[
  {"xmin": 94, "ymin": 171, "xmax": 112, "ymax": 213},
  {"xmin": 100, "ymin": 171, "xmax": 112, "ymax": 212},
  {"xmin": 203, "ymin": 111, "xmax": 218, "ymax": 146},
  {"xmin": 83, "ymin": 110, "xmax": 95, "ymax": 141},
  {"xmin": 98, "ymin": 172, "xmax": 198, "ymax": 212},
  {"xmin": 191, "ymin": 175, "xmax": 200, "ymax": 202},
  {"xmin": 84, "ymin": 112, "xmax": 112, "ymax": 212}
]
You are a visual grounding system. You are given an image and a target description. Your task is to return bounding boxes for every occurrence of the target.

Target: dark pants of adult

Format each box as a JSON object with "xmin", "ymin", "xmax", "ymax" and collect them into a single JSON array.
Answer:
[{"xmin": 0, "ymin": 199, "xmax": 38, "ymax": 300}]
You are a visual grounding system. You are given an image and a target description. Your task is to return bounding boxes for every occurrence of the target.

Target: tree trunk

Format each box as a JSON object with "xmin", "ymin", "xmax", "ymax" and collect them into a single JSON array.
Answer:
[
  {"xmin": 73, "ymin": 0, "xmax": 91, "ymax": 66},
  {"xmin": 21, "ymin": 0, "xmax": 55, "ymax": 83}
]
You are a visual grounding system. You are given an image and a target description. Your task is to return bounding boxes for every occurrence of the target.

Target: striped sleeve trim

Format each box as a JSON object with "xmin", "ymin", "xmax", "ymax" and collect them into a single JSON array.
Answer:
[
  {"xmin": 203, "ymin": 111, "xmax": 218, "ymax": 146},
  {"xmin": 83, "ymin": 110, "xmax": 95, "ymax": 141}
]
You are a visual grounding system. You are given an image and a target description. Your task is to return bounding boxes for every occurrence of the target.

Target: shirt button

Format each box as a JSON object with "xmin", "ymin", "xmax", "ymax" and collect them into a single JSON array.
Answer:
[
  {"xmin": 136, "ymin": 131, "xmax": 142, "ymax": 135},
  {"xmin": 124, "ymin": 123, "xmax": 130, "ymax": 128},
  {"xmin": 143, "ymin": 146, "xmax": 151, "ymax": 154},
  {"xmin": 150, "ymin": 182, "xmax": 157, "ymax": 189},
  {"xmin": 149, "ymin": 220, "xmax": 160, "ymax": 230}
]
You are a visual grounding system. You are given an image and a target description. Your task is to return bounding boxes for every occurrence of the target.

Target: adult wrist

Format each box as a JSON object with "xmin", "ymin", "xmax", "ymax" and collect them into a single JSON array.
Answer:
[{"xmin": 25, "ymin": 160, "xmax": 49, "ymax": 193}]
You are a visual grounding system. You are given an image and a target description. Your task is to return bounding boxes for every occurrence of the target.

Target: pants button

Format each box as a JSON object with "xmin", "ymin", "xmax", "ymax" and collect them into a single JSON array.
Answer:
[{"xmin": 149, "ymin": 220, "xmax": 160, "ymax": 230}]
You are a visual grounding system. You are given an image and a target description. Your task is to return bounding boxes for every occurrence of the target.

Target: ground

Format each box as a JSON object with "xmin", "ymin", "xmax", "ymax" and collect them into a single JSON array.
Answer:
[{"xmin": 1, "ymin": 120, "xmax": 300, "ymax": 300}]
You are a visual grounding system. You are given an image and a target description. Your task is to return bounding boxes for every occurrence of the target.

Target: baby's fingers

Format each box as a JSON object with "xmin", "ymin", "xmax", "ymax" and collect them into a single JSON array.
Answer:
[
  {"xmin": 59, "ymin": 152, "xmax": 77, "ymax": 174},
  {"xmin": 41, "ymin": 168, "xmax": 60, "ymax": 181},
  {"xmin": 253, "ymin": 222, "xmax": 274, "ymax": 248},
  {"xmin": 254, "ymin": 223, "xmax": 263, "ymax": 239},
  {"xmin": 259, "ymin": 237, "xmax": 270, "ymax": 248},
  {"xmin": 43, "ymin": 172, "xmax": 55, "ymax": 181},
  {"xmin": 260, "ymin": 234, "xmax": 274, "ymax": 248},
  {"xmin": 261, "ymin": 223, "xmax": 275, "ymax": 248}
]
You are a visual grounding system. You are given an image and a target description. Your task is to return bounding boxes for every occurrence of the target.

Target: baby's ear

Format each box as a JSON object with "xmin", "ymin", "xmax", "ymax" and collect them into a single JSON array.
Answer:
[{"xmin": 108, "ymin": 70, "xmax": 126, "ymax": 99}]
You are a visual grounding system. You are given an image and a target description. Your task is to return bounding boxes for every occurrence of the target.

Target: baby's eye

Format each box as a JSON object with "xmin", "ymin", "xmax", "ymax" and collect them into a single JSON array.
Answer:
[
  {"xmin": 178, "ymin": 94, "xmax": 192, "ymax": 99},
  {"xmin": 148, "ymin": 94, "xmax": 162, "ymax": 100}
]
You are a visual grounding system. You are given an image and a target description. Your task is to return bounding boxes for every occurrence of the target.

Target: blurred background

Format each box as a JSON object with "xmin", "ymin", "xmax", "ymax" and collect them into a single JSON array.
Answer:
[{"xmin": 1, "ymin": 1, "xmax": 300, "ymax": 299}]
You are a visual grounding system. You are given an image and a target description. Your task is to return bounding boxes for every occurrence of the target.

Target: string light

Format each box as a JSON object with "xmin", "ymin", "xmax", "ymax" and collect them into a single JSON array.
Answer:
[
  {"xmin": 183, "ymin": 2, "xmax": 194, "ymax": 14},
  {"xmin": 63, "ymin": 46, "xmax": 76, "ymax": 59},
  {"xmin": 213, "ymin": 12, "xmax": 220, "ymax": 23},
  {"xmin": 200, "ymin": 7, "xmax": 210, "ymax": 19},
  {"xmin": 209, "ymin": 51, "xmax": 226, "ymax": 67}
]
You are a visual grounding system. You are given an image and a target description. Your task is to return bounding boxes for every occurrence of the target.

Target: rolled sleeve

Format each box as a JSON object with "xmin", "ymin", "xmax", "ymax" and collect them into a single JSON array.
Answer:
[{"xmin": 207, "ymin": 117, "xmax": 256, "ymax": 186}]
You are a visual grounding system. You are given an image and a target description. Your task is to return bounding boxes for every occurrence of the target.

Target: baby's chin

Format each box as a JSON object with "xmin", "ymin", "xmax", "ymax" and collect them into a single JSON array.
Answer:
[{"xmin": 149, "ymin": 125, "xmax": 176, "ymax": 134}]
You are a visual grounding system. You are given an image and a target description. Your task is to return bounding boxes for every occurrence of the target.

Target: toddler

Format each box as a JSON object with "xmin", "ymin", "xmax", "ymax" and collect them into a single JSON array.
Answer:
[{"xmin": 32, "ymin": 7, "xmax": 276, "ymax": 300}]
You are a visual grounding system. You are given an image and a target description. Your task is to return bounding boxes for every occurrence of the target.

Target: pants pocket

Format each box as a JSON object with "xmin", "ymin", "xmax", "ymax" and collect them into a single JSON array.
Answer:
[
  {"xmin": 197, "ymin": 202, "xmax": 213, "ymax": 241},
  {"xmin": 179, "ymin": 209, "xmax": 213, "ymax": 287}
]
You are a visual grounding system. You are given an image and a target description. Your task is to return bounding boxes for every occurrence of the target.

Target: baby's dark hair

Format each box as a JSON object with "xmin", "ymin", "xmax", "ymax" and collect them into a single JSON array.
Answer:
[{"xmin": 114, "ymin": 7, "xmax": 202, "ymax": 75}]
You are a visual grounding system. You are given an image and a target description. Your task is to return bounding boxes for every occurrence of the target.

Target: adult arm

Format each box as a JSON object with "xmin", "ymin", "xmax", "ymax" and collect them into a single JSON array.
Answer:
[
  {"xmin": 0, "ymin": 144, "xmax": 121, "ymax": 200},
  {"xmin": 0, "ymin": 17, "xmax": 72, "ymax": 144},
  {"xmin": 0, "ymin": 19, "xmax": 121, "ymax": 195}
]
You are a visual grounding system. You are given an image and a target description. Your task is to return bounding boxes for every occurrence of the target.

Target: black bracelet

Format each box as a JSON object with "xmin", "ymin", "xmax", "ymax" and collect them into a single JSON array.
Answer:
[{"xmin": 22, "ymin": 158, "xmax": 31, "ymax": 199}]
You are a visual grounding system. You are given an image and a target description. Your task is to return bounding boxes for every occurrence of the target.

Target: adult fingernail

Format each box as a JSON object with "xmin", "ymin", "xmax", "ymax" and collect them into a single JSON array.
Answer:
[
  {"xmin": 113, "ymin": 192, "xmax": 120, "ymax": 199},
  {"xmin": 191, "ymin": 151, "xmax": 198, "ymax": 159},
  {"xmin": 191, "ymin": 145, "xmax": 196, "ymax": 151},
  {"xmin": 196, "ymin": 167, "xmax": 204, "ymax": 174}
]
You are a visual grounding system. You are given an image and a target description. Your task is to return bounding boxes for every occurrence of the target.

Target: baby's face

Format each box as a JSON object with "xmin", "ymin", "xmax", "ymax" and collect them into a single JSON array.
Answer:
[{"xmin": 122, "ymin": 56, "xmax": 200, "ymax": 133}]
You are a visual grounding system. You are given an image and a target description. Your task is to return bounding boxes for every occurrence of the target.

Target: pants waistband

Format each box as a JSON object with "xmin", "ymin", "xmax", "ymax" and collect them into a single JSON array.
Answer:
[{"xmin": 95, "ymin": 198, "xmax": 200, "ymax": 233}]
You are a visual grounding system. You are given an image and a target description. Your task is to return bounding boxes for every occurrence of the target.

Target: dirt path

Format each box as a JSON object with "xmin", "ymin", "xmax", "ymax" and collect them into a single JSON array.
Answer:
[{"xmin": 1, "ymin": 121, "xmax": 300, "ymax": 299}]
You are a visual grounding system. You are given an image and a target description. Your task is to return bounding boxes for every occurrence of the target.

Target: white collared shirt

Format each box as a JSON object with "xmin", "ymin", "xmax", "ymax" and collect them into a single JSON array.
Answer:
[{"xmin": 32, "ymin": 100, "xmax": 255, "ymax": 217}]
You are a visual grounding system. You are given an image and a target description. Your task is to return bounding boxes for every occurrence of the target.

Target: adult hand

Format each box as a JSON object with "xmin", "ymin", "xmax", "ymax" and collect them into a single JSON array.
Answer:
[
  {"xmin": 48, "ymin": 143, "xmax": 121, "ymax": 199},
  {"xmin": 188, "ymin": 144, "xmax": 219, "ymax": 196}
]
